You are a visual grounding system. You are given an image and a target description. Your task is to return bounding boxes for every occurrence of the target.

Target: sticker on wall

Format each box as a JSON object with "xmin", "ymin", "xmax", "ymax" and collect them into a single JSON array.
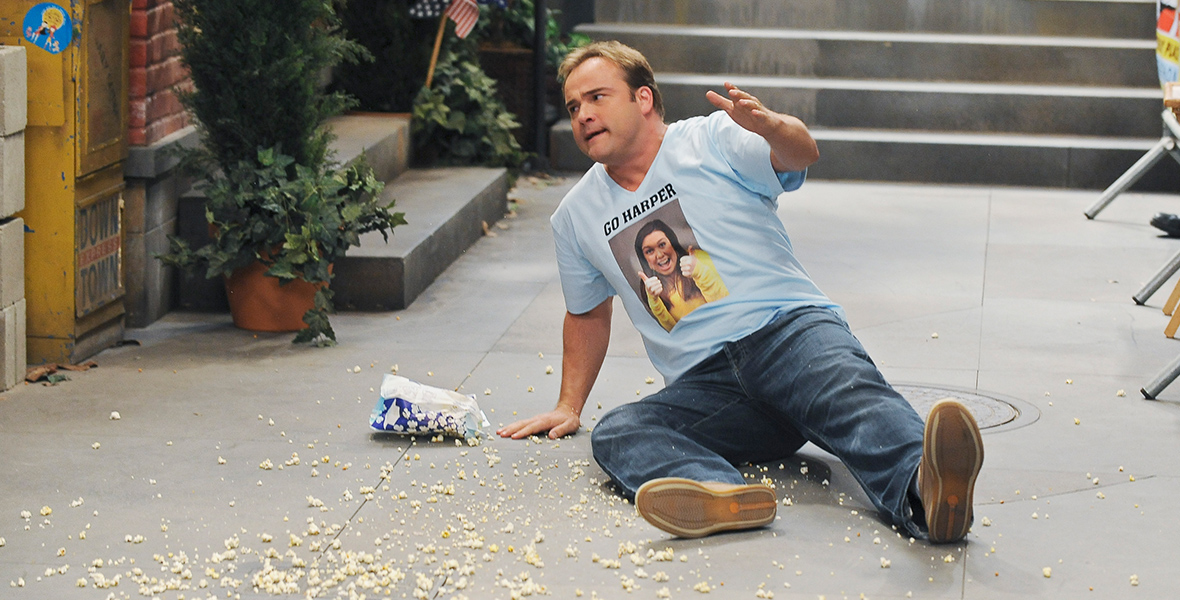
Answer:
[{"xmin": 23, "ymin": 3, "xmax": 72, "ymax": 55}]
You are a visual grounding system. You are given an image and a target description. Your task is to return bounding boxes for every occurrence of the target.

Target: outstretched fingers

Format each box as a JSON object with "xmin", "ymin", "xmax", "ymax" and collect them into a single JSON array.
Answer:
[
  {"xmin": 725, "ymin": 82, "xmax": 759, "ymax": 103},
  {"xmin": 705, "ymin": 89, "xmax": 733, "ymax": 112},
  {"xmin": 707, "ymin": 82, "xmax": 774, "ymax": 135},
  {"xmin": 496, "ymin": 409, "xmax": 580, "ymax": 440}
]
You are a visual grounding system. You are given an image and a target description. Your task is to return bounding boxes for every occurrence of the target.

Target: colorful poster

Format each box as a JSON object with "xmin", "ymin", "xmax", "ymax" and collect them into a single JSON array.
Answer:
[
  {"xmin": 22, "ymin": 3, "xmax": 72, "ymax": 55},
  {"xmin": 1158, "ymin": 0, "xmax": 1179, "ymax": 87}
]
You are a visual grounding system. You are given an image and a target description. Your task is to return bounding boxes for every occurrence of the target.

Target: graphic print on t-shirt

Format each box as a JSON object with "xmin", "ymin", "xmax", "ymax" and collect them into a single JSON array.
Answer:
[{"xmin": 607, "ymin": 199, "xmax": 730, "ymax": 332}]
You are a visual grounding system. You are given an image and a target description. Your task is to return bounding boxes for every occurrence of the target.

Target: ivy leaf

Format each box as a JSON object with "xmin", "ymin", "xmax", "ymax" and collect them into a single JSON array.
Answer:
[{"xmin": 446, "ymin": 110, "xmax": 467, "ymax": 133}]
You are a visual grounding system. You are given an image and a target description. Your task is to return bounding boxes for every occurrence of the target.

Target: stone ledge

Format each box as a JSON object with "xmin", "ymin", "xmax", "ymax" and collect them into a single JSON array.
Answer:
[
  {"xmin": 325, "ymin": 113, "xmax": 411, "ymax": 183},
  {"xmin": 333, "ymin": 167, "xmax": 509, "ymax": 311},
  {"xmin": 157, "ymin": 114, "xmax": 411, "ymax": 183},
  {"xmin": 125, "ymin": 125, "xmax": 198, "ymax": 179},
  {"xmin": 806, "ymin": 130, "xmax": 1180, "ymax": 191}
]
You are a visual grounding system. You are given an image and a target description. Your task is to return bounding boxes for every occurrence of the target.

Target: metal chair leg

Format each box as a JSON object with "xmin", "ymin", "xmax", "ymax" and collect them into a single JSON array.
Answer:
[
  {"xmin": 1133, "ymin": 248, "xmax": 1180, "ymax": 305},
  {"xmin": 1085, "ymin": 109, "xmax": 1180, "ymax": 219},
  {"xmin": 1141, "ymin": 351, "xmax": 1180, "ymax": 399},
  {"xmin": 1085, "ymin": 136, "xmax": 1174, "ymax": 219}
]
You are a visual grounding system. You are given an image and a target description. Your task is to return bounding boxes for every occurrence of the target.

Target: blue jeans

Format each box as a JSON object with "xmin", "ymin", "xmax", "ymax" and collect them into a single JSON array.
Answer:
[{"xmin": 592, "ymin": 306, "xmax": 928, "ymax": 537}]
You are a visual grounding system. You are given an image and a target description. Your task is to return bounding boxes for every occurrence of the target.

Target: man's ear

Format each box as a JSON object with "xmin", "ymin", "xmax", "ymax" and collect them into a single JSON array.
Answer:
[{"xmin": 635, "ymin": 85, "xmax": 655, "ymax": 116}]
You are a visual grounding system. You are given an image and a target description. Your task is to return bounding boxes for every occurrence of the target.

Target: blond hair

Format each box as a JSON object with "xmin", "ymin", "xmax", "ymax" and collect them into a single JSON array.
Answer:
[{"xmin": 559, "ymin": 41, "xmax": 665, "ymax": 119}]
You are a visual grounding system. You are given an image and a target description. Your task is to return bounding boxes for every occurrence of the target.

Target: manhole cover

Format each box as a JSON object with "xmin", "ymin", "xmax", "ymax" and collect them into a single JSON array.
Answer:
[{"xmin": 894, "ymin": 385, "xmax": 1037, "ymax": 431}]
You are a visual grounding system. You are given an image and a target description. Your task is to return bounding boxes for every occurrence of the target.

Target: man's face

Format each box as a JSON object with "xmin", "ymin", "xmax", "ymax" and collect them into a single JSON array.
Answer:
[
  {"xmin": 564, "ymin": 57, "xmax": 646, "ymax": 165},
  {"xmin": 641, "ymin": 230, "xmax": 677, "ymax": 276}
]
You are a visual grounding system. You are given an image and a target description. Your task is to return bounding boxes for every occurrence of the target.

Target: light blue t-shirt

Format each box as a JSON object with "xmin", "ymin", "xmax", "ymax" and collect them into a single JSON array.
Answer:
[{"xmin": 550, "ymin": 111, "xmax": 843, "ymax": 382}]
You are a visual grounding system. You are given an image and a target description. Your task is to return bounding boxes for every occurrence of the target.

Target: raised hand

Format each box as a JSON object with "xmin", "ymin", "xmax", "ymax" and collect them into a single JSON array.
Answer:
[
  {"xmin": 706, "ymin": 82, "xmax": 776, "ymax": 137},
  {"xmin": 705, "ymin": 81, "xmax": 820, "ymax": 173},
  {"xmin": 680, "ymin": 245, "xmax": 698, "ymax": 277},
  {"xmin": 639, "ymin": 270, "xmax": 663, "ymax": 297}
]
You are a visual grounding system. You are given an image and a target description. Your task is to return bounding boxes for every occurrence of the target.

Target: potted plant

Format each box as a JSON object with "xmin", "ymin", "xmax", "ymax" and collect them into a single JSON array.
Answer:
[{"xmin": 157, "ymin": 0, "xmax": 405, "ymax": 346}]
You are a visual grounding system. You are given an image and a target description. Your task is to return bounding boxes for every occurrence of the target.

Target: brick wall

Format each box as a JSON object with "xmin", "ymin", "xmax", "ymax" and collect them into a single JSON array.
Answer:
[{"xmin": 129, "ymin": 0, "xmax": 190, "ymax": 146}]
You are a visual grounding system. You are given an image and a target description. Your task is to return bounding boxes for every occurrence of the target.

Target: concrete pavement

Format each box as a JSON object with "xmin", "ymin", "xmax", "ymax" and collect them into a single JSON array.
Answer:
[{"xmin": 3, "ymin": 174, "xmax": 1180, "ymax": 599}]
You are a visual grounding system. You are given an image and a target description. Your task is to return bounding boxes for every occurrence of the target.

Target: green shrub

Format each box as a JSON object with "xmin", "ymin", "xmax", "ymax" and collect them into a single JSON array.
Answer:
[
  {"xmin": 173, "ymin": 0, "xmax": 366, "ymax": 173},
  {"xmin": 411, "ymin": 43, "xmax": 526, "ymax": 168}
]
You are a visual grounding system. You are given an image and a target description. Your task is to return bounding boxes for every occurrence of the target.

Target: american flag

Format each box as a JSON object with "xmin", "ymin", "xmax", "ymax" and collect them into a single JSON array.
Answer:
[
  {"xmin": 408, "ymin": 0, "xmax": 448, "ymax": 19},
  {"xmin": 444, "ymin": 0, "xmax": 480, "ymax": 39}
]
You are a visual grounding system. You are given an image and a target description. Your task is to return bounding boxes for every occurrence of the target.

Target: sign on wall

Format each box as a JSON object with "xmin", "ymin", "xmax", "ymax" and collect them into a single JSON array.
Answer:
[
  {"xmin": 22, "ymin": 3, "xmax": 72, "ymax": 55},
  {"xmin": 75, "ymin": 194, "xmax": 123, "ymax": 317}
]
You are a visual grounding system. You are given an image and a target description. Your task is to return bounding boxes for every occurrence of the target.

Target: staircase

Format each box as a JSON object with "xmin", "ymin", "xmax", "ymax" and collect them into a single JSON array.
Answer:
[{"xmin": 551, "ymin": 0, "xmax": 1179, "ymax": 190}]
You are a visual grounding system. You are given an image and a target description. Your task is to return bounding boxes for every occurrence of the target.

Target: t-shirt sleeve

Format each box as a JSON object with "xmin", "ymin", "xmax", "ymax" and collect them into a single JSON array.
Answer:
[
  {"xmin": 708, "ymin": 111, "xmax": 807, "ymax": 197},
  {"xmin": 551, "ymin": 209, "xmax": 615, "ymax": 315},
  {"xmin": 777, "ymin": 168, "xmax": 806, "ymax": 192}
]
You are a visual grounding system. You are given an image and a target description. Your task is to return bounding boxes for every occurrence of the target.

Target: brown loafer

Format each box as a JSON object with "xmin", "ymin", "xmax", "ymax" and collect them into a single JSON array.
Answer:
[
  {"xmin": 919, "ymin": 399, "xmax": 984, "ymax": 543},
  {"xmin": 635, "ymin": 478, "xmax": 777, "ymax": 538}
]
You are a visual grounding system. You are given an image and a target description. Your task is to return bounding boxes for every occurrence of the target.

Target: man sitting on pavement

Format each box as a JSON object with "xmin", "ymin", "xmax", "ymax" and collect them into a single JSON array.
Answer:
[{"xmin": 497, "ymin": 41, "xmax": 984, "ymax": 544}]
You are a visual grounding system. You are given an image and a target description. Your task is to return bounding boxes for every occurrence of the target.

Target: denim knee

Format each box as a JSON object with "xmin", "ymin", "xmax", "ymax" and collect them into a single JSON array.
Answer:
[{"xmin": 590, "ymin": 404, "xmax": 634, "ymax": 466}]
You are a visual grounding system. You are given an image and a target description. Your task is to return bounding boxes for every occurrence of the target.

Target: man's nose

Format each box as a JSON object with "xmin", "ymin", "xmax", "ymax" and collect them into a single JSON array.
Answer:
[{"xmin": 577, "ymin": 105, "xmax": 595, "ymax": 123}]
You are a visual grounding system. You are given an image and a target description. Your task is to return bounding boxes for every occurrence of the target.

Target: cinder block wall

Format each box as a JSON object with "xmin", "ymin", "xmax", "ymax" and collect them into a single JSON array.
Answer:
[
  {"xmin": 0, "ymin": 45, "xmax": 26, "ymax": 391},
  {"xmin": 125, "ymin": 0, "xmax": 196, "ymax": 327}
]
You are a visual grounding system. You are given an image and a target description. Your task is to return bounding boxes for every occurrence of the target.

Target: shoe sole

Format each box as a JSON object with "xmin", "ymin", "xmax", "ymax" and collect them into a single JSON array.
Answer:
[
  {"xmin": 635, "ymin": 478, "xmax": 777, "ymax": 539},
  {"xmin": 924, "ymin": 400, "xmax": 984, "ymax": 543}
]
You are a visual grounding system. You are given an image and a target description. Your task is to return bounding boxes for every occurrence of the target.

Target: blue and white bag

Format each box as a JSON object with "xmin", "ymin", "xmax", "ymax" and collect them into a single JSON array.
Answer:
[{"xmin": 370, "ymin": 375, "xmax": 489, "ymax": 439}]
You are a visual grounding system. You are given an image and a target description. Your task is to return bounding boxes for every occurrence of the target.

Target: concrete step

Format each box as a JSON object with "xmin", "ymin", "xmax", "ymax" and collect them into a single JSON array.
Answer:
[
  {"xmin": 332, "ymin": 167, "xmax": 508, "ymax": 311},
  {"xmin": 593, "ymin": 0, "xmax": 1156, "ymax": 38},
  {"xmin": 324, "ymin": 113, "xmax": 411, "ymax": 183},
  {"xmin": 548, "ymin": 119, "xmax": 1180, "ymax": 191},
  {"xmin": 655, "ymin": 73, "xmax": 1163, "ymax": 137},
  {"xmin": 579, "ymin": 24, "xmax": 1158, "ymax": 87}
]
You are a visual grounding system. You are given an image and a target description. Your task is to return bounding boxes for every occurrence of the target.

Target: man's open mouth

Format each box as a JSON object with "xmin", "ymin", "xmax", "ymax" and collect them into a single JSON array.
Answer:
[{"xmin": 585, "ymin": 129, "xmax": 605, "ymax": 143}]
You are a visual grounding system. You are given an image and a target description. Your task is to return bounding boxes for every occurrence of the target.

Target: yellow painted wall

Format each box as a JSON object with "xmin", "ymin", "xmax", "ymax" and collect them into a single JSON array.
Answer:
[{"xmin": 3, "ymin": 0, "xmax": 128, "ymax": 364}]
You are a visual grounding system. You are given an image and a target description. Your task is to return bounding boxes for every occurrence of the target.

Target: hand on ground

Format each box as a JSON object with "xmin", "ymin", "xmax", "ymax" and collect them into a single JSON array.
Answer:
[{"xmin": 497, "ymin": 406, "xmax": 581, "ymax": 440}]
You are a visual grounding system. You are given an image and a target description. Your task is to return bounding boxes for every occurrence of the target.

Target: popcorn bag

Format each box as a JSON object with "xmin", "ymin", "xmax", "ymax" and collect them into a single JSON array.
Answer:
[{"xmin": 370, "ymin": 375, "xmax": 489, "ymax": 438}]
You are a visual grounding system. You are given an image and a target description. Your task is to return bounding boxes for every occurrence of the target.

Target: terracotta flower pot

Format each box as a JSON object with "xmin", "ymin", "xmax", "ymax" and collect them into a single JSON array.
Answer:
[{"xmin": 224, "ymin": 261, "xmax": 326, "ymax": 332}]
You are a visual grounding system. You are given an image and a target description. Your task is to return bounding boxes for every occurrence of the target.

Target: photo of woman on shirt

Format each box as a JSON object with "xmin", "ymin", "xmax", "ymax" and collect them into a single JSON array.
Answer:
[{"xmin": 633, "ymin": 219, "xmax": 729, "ymax": 331}]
